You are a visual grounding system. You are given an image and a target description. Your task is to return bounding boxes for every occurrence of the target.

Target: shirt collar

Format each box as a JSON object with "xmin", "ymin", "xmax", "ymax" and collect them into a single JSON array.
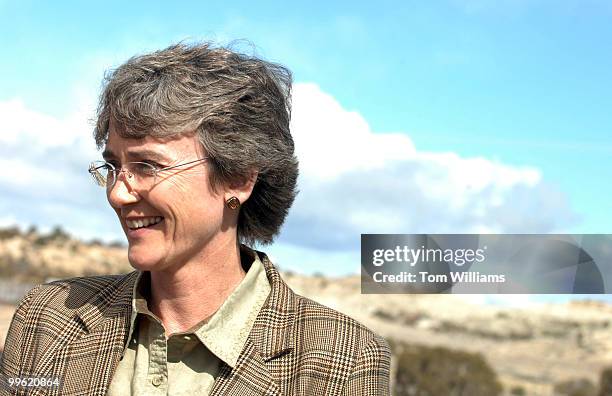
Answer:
[
  {"xmin": 193, "ymin": 247, "xmax": 270, "ymax": 367},
  {"xmin": 123, "ymin": 246, "xmax": 271, "ymax": 369}
]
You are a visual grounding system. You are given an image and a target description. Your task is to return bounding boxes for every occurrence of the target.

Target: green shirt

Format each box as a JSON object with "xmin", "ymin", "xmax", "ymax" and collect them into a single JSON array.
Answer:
[{"xmin": 106, "ymin": 249, "xmax": 271, "ymax": 396}]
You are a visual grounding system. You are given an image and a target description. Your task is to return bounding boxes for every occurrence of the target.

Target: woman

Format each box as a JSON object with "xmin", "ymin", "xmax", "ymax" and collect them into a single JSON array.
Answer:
[{"xmin": 0, "ymin": 42, "xmax": 390, "ymax": 395}]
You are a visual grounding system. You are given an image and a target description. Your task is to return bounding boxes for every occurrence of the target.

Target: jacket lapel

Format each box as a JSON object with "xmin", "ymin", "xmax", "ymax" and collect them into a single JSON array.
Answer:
[
  {"xmin": 210, "ymin": 251, "xmax": 297, "ymax": 396},
  {"xmin": 209, "ymin": 338, "xmax": 282, "ymax": 395}
]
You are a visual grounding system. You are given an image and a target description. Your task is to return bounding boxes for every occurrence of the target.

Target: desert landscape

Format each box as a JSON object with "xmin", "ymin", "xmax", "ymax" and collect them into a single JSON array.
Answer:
[{"xmin": 1, "ymin": 226, "xmax": 612, "ymax": 395}]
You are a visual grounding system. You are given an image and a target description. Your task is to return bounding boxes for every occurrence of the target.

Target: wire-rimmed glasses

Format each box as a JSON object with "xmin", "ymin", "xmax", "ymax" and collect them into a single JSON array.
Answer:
[{"xmin": 88, "ymin": 158, "xmax": 208, "ymax": 189}]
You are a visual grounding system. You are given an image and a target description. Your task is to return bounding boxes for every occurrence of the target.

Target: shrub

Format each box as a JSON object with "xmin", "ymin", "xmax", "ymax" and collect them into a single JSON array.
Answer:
[
  {"xmin": 33, "ymin": 225, "xmax": 70, "ymax": 246},
  {"xmin": 510, "ymin": 385, "xmax": 526, "ymax": 395},
  {"xmin": 553, "ymin": 378, "xmax": 596, "ymax": 396},
  {"xmin": 391, "ymin": 341, "xmax": 502, "ymax": 396},
  {"xmin": 108, "ymin": 240, "xmax": 126, "ymax": 248},
  {"xmin": 87, "ymin": 238, "xmax": 104, "ymax": 247},
  {"xmin": 0, "ymin": 226, "xmax": 21, "ymax": 240},
  {"xmin": 48, "ymin": 225, "xmax": 70, "ymax": 241},
  {"xmin": 598, "ymin": 368, "xmax": 612, "ymax": 396}
]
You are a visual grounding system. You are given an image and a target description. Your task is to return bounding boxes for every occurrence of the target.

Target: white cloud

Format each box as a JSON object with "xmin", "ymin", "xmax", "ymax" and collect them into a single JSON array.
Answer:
[
  {"xmin": 0, "ymin": 99, "xmax": 93, "ymax": 149},
  {"xmin": 0, "ymin": 98, "xmax": 121, "ymax": 242},
  {"xmin": 291, "ymin": 83, "xmax": 416, "ymax": 180},
  {"xmin": 279, "ymin": 83, "xmax": 575, "ymax": 251}
]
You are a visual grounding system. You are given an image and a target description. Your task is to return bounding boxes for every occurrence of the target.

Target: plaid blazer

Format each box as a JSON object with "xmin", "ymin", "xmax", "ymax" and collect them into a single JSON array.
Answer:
[{"xmin": 0, "ymin": 251, "xmax": 390, "ymax": 395}]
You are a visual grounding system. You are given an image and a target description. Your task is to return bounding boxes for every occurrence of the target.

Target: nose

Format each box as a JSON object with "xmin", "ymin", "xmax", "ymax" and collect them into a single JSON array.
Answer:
[{"xmin": 107, "ymin": 172, "xmax": 140, "ymax": 208}]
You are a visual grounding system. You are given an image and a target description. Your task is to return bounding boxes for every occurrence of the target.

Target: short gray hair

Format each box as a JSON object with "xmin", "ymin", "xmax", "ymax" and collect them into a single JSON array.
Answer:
[{"xmin": 94, "ymin": 42, "xmax": 298, "ymax": 245}]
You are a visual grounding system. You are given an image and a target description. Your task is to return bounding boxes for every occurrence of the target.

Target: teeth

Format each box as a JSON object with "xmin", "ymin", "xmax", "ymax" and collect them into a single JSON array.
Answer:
[{"xmin": 126, "ymin": 217, "xmax": 163, "ymax": 230}]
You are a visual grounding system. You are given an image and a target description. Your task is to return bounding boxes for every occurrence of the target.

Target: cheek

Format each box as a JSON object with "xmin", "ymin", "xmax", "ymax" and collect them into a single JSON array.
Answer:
[
  {"xmin": 159, "ymin": 178, "xmax": 224, "ymax": 225},
  {"xmin": 112, "ymin": 207, "xmax": 125, "ymax": 228}
]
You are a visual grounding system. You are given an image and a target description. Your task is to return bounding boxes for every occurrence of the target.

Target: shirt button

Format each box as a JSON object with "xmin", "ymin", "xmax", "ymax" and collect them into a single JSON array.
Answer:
[
  {"xmin": 183, "ymin": 335, "xmax": 191, "ymax": 341},
  {"xmin": 152, "ymin": 376, "xmax": 163, "ymax": 387}
]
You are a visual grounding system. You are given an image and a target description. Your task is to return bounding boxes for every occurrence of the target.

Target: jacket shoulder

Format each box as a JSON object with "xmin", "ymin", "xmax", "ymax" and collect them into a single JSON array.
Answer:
[
  {"xmin": 0, "ymin": 272, "xmax": 138, "ymax": 381},
  {"xmin": 292, "ymin": 292, "xmax": 389, "ymax": 355},
  {"xmin": 22, "ymin": 272, "xmax": 138, "ymax": 318},
  {"xmin": 284, "ymin": 292, "xmax": 391, "ymax": 395}
]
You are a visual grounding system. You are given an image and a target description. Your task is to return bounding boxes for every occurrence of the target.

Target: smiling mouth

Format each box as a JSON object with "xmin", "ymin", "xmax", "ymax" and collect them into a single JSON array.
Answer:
[{"xmin": 126, "ymin": 216, "xmax": 164, "ymax": 230}]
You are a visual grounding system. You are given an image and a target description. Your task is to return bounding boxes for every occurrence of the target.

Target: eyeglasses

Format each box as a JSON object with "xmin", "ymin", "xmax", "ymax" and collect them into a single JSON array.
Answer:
[{"xmin": 88, "ymin": 158, "xmax": 208, "ymax": 190}]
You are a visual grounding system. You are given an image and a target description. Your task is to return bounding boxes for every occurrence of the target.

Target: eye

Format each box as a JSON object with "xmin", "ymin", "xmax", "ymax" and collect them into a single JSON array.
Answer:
[
  {"xmin": 143, "ymin": 160, "xmax": 163, "ymax": 168},
  {"xmin": 102, "ymin": 164, "xmax": 115, "ymax": 173},
  {"xmin": 132, "ymin": 162, "xmax": 158, "ymax": 176}
]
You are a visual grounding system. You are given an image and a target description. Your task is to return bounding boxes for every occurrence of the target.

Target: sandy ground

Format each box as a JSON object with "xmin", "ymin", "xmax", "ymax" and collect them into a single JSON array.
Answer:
[{"xmin": 0, "ymin": 303, "xmax": 16, "ymax": 351}]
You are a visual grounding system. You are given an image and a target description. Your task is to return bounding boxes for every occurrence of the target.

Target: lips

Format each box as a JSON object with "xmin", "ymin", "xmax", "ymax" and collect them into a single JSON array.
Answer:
[{"xmin": 125, "ymin": 216, "xmax": 164, "ymax": 230}]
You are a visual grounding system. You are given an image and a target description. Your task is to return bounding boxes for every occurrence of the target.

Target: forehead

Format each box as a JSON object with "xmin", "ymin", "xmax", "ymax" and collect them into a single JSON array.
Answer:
[{"xmin": 103, "ymin": 129, "xmax": 203, "ymax": 160}]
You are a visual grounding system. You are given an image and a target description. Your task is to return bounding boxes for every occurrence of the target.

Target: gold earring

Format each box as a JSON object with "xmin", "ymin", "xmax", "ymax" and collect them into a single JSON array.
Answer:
[{"xmin": 226, "ymin": 196, "xmax": 240, "ymax": 210}]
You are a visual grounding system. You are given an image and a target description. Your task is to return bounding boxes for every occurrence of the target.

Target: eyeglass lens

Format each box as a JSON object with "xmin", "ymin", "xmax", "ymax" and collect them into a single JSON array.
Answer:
[{"xmin": 90, "ymin": 162, "xmax": 157, "ymax": 189}]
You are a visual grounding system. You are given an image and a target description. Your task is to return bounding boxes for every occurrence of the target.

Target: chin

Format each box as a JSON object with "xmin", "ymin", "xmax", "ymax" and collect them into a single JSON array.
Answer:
[{"xmin": 127, "ymin": 247, "xmax": 165, "ymax": 272}]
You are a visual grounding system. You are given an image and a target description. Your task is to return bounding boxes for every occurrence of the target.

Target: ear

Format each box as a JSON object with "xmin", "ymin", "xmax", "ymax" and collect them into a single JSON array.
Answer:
[{"xmin": 224, "ymin": 170, "xmax": 258, "ymax": 207}]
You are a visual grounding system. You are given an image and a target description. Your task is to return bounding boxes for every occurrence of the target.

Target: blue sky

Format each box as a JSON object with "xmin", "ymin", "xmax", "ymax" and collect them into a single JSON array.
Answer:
[{"xmin": 0, "ymin": 0, "xmax": 611, "ymax": 282}]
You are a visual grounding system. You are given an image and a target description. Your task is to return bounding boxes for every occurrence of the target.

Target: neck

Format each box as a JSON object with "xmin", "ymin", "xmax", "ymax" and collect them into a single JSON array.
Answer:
[{"xmin": 148, "ymin": 236, "xmax": 246, "ymax": 336}]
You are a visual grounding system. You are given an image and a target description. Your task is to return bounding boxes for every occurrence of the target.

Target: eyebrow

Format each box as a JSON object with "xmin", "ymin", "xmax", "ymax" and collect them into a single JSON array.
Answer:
[{"xmin": 102, "ymin": 149, "xmax": 171, "ymax": 163}]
